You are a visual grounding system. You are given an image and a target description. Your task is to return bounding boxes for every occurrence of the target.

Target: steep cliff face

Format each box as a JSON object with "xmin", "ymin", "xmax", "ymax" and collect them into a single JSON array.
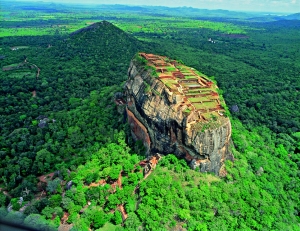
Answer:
[{"xmin": 124, "ymin": 53, "xmax": 233, "ymax": 175}]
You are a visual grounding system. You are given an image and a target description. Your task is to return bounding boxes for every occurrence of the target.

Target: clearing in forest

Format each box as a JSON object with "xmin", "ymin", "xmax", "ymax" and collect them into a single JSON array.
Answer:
[{"xmin": 10, "ymin": 46, "xmax": 29, "ymax": 50}]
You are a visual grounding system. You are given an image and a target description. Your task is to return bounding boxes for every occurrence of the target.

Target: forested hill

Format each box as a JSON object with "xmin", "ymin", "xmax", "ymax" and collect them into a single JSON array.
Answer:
[
  {"xmin": 56, "ymin": 20, "xmax": 145, "ymax": 87},
  {"xmin": 68, "ymin": 21, "xmax": 143, "ymax": 65},
  {"xmin": 1, "ymin": 16, "xmax": 300, "ymax": 231},
  {"xmin": 70, "ymin": 20, "xmax": 124, "ymax": 36},
  {"xmin": 0, "ymin": 21, "xmax": 147, "ymax": 196}
]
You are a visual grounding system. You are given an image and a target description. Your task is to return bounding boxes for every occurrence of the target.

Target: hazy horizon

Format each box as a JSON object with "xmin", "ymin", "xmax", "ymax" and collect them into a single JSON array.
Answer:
[{"xmin": 8, "ymin": 0, "xmax": 300, "ymax": 13}]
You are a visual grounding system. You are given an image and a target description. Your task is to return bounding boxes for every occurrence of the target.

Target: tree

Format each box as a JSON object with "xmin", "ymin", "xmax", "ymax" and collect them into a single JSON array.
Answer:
[
  {"xmin": 19, "ymin": 157, "xmax": 32, "ymax": 175},
  {"xmin": 0, "ymin": 194, "xmax": 8, "ymax": 207},
  {"xmin": 178, "ymin": 209, "xmax": 191, "ymax": 221},
  {"xmin": 124, "ymin": 212, "xmax": 142, "ymax": 230},
  {"xmin": 24, "ymin": 204, "xmax": 39, "ymax": 216},
  {"xmin": 46, "ymin": 178, "xmax": 61, "ymax": 194},
  {"xmin": 42, "ymin": 206, "xmax": 54, "ymax": 219},
  {"xmin": 188, "ymin": 219, "xmax": 208, "ymax": 231},
  {"xmin": 112, "ymin": 210, "xmax": 123, "ymax": 225},
  {"xmin": 71, "ymin": 217, "xmax": 90, "ymax": 231},
  {"xmin": 0, "ymin": 207, "xmax": 8, "ymax": 218},
  {"xmin": 10, "ymin": 197, "xmax": 22, "ymax": 211},
  {"xmin": 24, "ymin": 214, "xmax": 56, "ymax": 231},
  {"xmin": 4, "ymin": 211, "xmax": 25, "ymax": 224},
  {"xmin": 109, "ymin": 164, "xmax": 122, "ymax": 181},
  {"xmin": 61, "ymin": 196, "xmax": 73, "ymax": 210},
  {"xmin": 33, "ymin": 149, "xmax": 54, "ymax": 173},
  {"xmin": 93, "ymin": 210, "xmax": 109, "ymax": 229},
  {"xmin": 49, "ymin": 194, "xmax": 62, "ymax": 208},
  {"xmin": 107, "ymin": 194, "xmax": 120, "ymax": 210},
  {"xmin": 52, "ymin": 207, "xmax": 63, "ymax": 219}
]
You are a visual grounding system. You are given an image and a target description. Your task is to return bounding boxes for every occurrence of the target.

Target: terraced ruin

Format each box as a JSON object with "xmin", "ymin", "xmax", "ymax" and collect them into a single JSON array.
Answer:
[
  {"xmin": 125, "ymin": 53, "xmax": 233, "ymax": 174},
  {"xmin": 139, "ymin": 52, "xmax": 227, "ymax": 131}
]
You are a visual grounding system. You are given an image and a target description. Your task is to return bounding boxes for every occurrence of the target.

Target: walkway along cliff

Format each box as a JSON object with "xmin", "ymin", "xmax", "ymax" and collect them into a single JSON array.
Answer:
[{"xmin": 124, "ymin": 53, "xmax": 234, "ymax": 175}]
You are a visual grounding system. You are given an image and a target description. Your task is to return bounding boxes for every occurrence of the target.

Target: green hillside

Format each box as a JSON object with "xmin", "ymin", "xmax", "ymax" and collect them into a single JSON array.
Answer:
[
  {"xmin": 0, "ymin": 4, "xmax": 300, "ymax": 230},
  {"xmin": 0, "ymin": 21, "xmax": 144, "ymax": 195}
]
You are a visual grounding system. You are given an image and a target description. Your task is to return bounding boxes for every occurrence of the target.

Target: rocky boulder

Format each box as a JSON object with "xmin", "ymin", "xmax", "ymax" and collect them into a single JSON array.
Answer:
[{"xmin": 124, "ymin": 53, "xmax": 234, "ymax": 175}]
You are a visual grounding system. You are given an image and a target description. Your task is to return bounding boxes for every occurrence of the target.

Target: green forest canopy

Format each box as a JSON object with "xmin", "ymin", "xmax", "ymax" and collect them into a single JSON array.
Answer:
[{"xmin": 0, "ymin": 3, "xmax": 299, "ymax": 230}]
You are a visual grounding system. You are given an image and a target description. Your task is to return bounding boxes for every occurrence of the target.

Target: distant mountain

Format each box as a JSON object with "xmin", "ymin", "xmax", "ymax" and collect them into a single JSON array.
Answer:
[
  {"xmin": 90, "ymin": 5, "xmax": 264, "ymax": 20},
  {"xmin": 247, "ymin": 12, "xmax": 300, "ymax": 22},
  {"xmin": 70, "ymin": 20, "xmax": 140, "ymax": 45},
  {"xmin": 65, "ymin": 21, "xmax": 144, "ymax": 67},
  {"xmin": 70, "ymin": 20, "xmax": 128, "ymax": 38},
  {"xmin": 281, "ymin": 12, "xmax": 300, "ymax": 20},
  {"xmin": 97, "ymin": 5, "xmax": 300, "ymax": 21}
]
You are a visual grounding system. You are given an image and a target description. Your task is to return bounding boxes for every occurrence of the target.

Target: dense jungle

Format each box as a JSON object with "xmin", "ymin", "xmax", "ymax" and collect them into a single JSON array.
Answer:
[{"xmin": 0, "ymin": 1, "xmax": 299, "ymax": 230}]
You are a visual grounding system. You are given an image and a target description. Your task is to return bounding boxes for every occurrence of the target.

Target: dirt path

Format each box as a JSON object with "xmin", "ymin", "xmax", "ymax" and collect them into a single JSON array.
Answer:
[
  {"xmin": 88, "ymin": 179, "xmax": 106, "ymax": 188},
  {"xmin": 117, "ymin": 172, "xmax": 122, "ymax": 189},
  {"xmin": 23, "ymin": 57, "xmax": 40, "ymax": 79},
  {"xmin": 133, "ymin": 155, "xmax": 161, "ymax": 195},
  {"xmin": 0, "ymin": 188, "xmax": 11, "ymax": 198},
  {"xmin": 133, "ymin": 169, "xmax": 152, "ymax": 195},
  {"xmin": 38, "ymin": 172, "xmax": 55, "ymax": 183},
  {"xmin": 25, "ymin": 58, "xmax": 40, "ymax": 97},
  {"xmin": 61, "ymin": 212, "xmax": 69, "ymax": 224},
  {"xmin": 118, "ymin": 204, "xmax": 128, "ymax": 221},
  {"xmin": 82, "ymin": 156, "xmax": 160, "ymax": 223},
  {"xmin": 19, "ymin": 202, "xmax": 31, "ymax": 212},
  {"xmin": 29, "ymin": 63, "xmax": 40, "ymax": 79}
]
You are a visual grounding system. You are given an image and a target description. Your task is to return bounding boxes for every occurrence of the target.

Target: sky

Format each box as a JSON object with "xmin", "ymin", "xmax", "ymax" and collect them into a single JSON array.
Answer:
[{"xmin": 13, "ymin": 0, "xmax": 300, "ymax": 13}]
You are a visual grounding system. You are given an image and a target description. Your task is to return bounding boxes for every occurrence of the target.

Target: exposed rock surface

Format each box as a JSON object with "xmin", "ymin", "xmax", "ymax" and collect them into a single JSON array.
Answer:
[{"xmin": 124, "ymin": 53, "xmax": 233, "ymax": 175}]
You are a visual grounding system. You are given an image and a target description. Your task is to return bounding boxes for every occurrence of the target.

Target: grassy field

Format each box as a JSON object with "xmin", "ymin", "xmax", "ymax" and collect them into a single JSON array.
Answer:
[
  {"xmin": 189, "ymin": 87, "xmax": 213, "ymax": 92},
  {"xmin": 188, "ymin": 97, "xmax": 210, "ymax": 102},
  {"xmin": 0, "ymin": 4, "xmax": 250, "ymax": 38},
  {"xmin": 185, "ymin": 75, "xmax": 198, "ymax": 79}
]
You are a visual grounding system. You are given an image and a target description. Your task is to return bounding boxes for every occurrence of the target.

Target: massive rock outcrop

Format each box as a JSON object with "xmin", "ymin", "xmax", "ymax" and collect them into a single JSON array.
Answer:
[{"xmin": 124, "ymin": 53, "xmax": 233, "ymax": 175}]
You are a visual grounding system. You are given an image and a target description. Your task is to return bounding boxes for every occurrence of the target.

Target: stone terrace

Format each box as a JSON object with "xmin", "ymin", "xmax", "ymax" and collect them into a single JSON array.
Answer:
[{"xmin": 140, "ymin": 53, "xmax": 225, "ymax": 121}]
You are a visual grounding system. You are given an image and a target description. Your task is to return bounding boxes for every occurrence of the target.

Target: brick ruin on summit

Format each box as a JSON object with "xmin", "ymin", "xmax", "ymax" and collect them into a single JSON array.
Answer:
[
  {"xmin": 140, "ymin": 53, "xmax": 225, "ymax": 122},
  {"xmin": 124, "ymin": 53, "xmax": 233, "ymax": 175}
]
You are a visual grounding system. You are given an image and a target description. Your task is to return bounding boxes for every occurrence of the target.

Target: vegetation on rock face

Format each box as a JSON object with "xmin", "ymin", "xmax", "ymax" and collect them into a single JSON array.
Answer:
[
  {"xmin": 127, "ymin": 53, "xmax": 232, "ymax": 175},
  {"xmin": 0, "ymin": 2, "xmax": 299, "ymax": 230}
]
